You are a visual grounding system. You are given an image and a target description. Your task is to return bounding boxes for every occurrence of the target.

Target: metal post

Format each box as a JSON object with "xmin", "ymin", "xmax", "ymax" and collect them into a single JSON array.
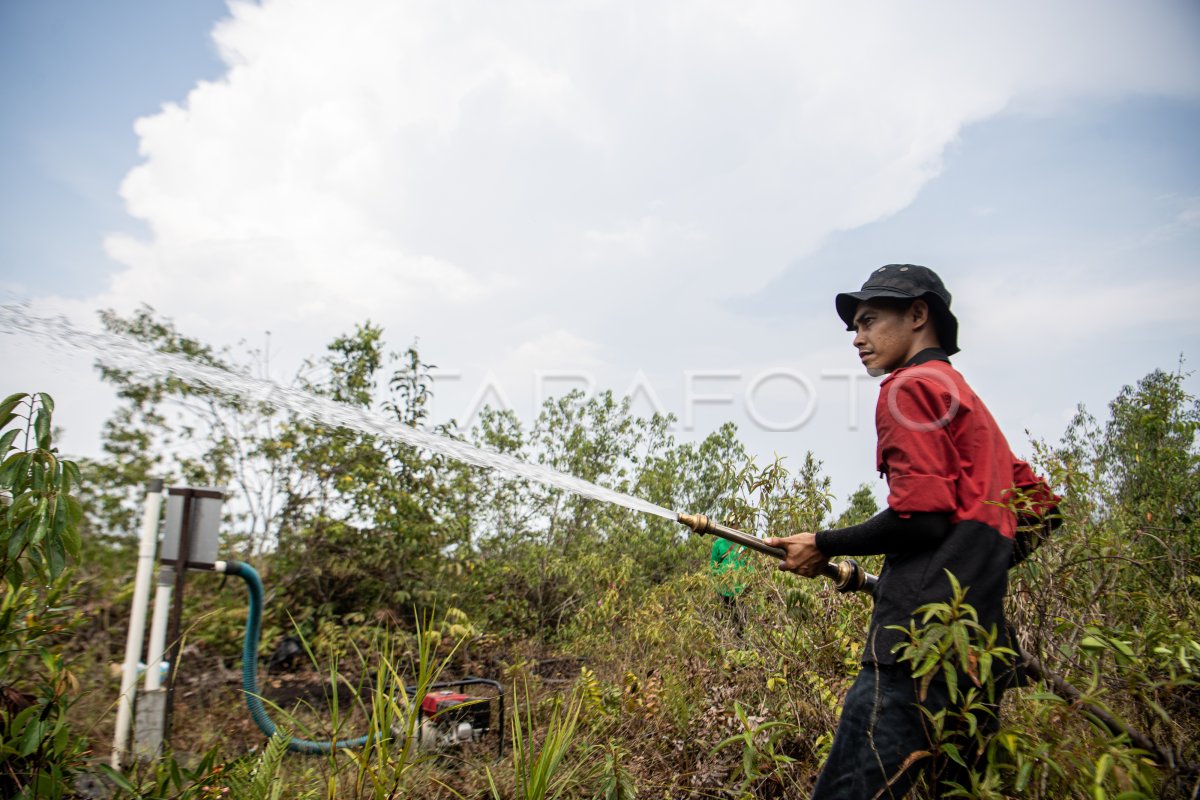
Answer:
[
  {"xmin": 161, "ymin": 490, "xmax": 195, "ymax": 745},
  {"xmin": 157, "ymin": 486, "xmax": 223, "ymax": 748}
]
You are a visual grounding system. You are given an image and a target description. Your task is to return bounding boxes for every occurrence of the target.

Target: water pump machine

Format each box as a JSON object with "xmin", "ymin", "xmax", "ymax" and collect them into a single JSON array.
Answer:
[
  {"xmin": 215, "ymin": 558, "xmax": 505, "ymax": 756},
  {"xmin": 113, "ymin": 482, "xmax": 504, "ymax": 762}
]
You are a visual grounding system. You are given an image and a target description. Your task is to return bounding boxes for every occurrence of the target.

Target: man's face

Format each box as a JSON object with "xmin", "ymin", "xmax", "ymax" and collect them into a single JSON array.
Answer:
[{"xmin": 851, "ymin": 300, "xmax": 917, "ymax": 375}]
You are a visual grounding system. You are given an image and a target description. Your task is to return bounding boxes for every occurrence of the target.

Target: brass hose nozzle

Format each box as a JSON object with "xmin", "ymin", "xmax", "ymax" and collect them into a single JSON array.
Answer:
[{"xmin": 677, "ymin": 510, "xmax": 877, "ymax": 596}]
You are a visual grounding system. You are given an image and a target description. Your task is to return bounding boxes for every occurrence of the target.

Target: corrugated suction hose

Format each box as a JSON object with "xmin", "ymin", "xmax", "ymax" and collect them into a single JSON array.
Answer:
[{"xmin": 221, "ymin": 560, "xmax": 376, "ymax": 754}]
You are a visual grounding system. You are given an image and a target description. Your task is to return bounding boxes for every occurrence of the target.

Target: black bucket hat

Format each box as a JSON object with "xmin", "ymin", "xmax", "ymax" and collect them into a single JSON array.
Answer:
[{"xmin": 835, "ymin": 264, "xmax": 959, "ymax": 355}]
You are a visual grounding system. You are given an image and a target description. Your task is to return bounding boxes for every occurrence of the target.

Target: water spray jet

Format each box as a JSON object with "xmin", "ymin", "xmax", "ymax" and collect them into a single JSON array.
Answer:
[{"xmin": 6, "ymin": 305, "xmax": 881, "ymax": 762}]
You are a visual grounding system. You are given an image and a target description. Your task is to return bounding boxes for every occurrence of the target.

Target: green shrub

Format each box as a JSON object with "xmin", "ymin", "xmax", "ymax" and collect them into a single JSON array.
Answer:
[{"xmin": 0, "ymin": 392, "xmax": 87, "ymax": 799}]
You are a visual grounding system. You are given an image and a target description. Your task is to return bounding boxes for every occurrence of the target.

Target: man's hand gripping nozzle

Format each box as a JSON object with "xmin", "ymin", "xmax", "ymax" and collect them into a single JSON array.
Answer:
[{"xmin": 677, "ymin": 512, "xmax": 877, "ymax": 596}]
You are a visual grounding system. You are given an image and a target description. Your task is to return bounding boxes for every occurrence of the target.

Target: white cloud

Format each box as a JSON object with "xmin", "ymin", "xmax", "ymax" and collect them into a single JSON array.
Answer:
[{"xmin": 91, "ymin": 0, "xmax": 1199, "ymax": 353}]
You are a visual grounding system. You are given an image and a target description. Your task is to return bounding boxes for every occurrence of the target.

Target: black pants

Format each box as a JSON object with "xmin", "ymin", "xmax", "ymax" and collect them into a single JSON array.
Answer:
[{"xmin": 810, "ymin": 665, "xmax": 1001, "ymax": 799}]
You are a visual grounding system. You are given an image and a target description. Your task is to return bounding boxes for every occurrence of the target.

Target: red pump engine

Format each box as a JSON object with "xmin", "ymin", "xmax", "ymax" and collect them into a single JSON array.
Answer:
[{"xmin": 409, "ymin": 679, "xmax": 503, "ymax": 755}]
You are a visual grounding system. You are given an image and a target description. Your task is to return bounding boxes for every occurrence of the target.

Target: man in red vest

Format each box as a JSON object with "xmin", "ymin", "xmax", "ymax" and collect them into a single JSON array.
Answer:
[{"xmin": 767, "ymin": 265, "xmax": 1059, "ymax": 798}]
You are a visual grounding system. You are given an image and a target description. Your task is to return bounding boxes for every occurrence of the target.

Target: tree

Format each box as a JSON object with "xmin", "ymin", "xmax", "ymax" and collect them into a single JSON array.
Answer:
[
  {"xmin": 459, "ymin": 392, "xmax": 752, "ymax": 636},
  {"xmin": 270, "ymin": 326, "xmax": 459, "ymax": 621},
  {"xmin": 832, "ymin": 484, "xmax": 880, "ymax": 528},
  {"xmin": 86, "ymin": 308, "xmax": 460, "ymax": 623},
  {"xmin": 1101, "ymin": 366, "xmax": 1199, "ymax": 533},
  {"xmin": 85, "ymin": 306, "xmax": 287, "ymax": 554}
]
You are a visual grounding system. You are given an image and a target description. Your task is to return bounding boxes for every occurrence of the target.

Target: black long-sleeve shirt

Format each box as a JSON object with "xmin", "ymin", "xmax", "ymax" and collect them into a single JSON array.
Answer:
[
  {"xmin": 815, "ymin": 507, "xmax": 1060, "ymax": 565},
  {"xmin": 815, "ymin": 509, "xmax": 950, "ymax": 556}
]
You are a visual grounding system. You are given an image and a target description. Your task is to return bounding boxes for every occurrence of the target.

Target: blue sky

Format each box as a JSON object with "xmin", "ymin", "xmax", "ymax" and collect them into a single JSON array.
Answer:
[
  {"xmin": 2, "ymin": 1, "xmax": 1198, "ymax": 512},
  {"xmin": 1, "ymin": 0, "xmax": 227, "ymax": 297}
]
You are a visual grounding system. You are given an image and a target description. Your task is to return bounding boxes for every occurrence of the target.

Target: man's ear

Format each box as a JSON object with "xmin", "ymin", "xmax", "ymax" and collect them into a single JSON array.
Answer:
[{"xmin": 909, "ymin": 299, "xmax": 930, "ymax": 331}]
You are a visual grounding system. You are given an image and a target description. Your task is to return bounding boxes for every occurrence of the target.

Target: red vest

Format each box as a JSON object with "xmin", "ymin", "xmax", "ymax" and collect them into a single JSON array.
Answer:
[{"xmin": 865, "ymin": 355, "xmax": 1057, "ymax": 664}]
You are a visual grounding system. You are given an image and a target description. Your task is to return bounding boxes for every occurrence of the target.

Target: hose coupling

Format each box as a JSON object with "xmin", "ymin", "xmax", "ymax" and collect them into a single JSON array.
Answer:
[{"xmin": 829, "ymin": 558, "xmax": 870, "ymax": 593}]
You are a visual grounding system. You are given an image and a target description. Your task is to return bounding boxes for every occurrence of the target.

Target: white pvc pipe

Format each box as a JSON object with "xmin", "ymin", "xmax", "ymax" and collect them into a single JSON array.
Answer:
[
  {"xmin": 111, "ymin": 479, "xmax": 164, "ymax": 770},
  {"xmin": 143, "ymin": 571, "xmax": 173, "ymax": 692}
]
